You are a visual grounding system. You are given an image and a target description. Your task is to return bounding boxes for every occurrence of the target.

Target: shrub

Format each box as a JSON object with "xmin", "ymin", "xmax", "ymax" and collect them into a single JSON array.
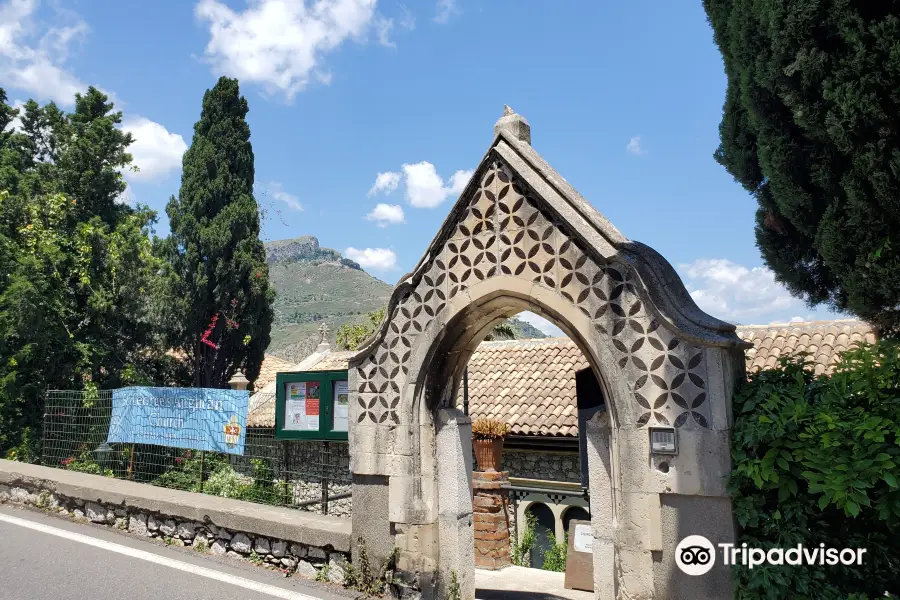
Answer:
[
  {"xmin": 730, "ymin": 342, "xmax": 900, "ymax": 599},
  {"xmin": 343, "ymin": 537, "xmax": 399, "ymax": 597},
  {"xmin": 61, "ymin": 453, "xmax": 114, "ymax": 477},
  {"xmin": 4, "ymin": 427, "xmax": 40, "ymax": 463},
  {"xmin": 541, "ymin": 532, "xmax": 567, "ymax": 572},
  {"xmin": 471, "ymin": 418, "xmax": 510, "ymax": 441},
  {"xmin": 511, "ymin": 512, "xmax": 536, "ymax": 567}
]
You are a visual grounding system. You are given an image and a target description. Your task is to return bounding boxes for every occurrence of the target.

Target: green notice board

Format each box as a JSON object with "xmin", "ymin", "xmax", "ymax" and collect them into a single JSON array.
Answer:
[{"xmin": 275, "ymin": 370, "xmax": 349, "ymax": 441}]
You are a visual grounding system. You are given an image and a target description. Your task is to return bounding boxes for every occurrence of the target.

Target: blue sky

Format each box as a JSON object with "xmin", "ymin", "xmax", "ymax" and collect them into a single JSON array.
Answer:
[{"xmin": 0, "ymin": 0, "xmax": 843, "ymax": 333}]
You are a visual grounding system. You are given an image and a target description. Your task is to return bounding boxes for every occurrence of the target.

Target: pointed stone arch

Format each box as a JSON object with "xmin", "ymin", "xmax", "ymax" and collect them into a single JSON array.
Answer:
[{"xmin": 348, "ymin": 110, "xmax": 748, "ymax": 600}]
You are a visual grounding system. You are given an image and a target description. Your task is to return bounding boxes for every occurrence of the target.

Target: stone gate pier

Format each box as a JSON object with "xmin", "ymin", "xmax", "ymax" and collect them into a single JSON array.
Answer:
[{"xmin": 347, "ymin": 107, "xmax": 749, "ymax": 600}]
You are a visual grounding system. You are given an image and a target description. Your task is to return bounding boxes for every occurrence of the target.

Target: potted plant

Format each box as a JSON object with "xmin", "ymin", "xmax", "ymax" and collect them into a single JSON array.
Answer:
[{"xmin": 471, "ymin": 418, "xmax": 510, "ymax": 472}]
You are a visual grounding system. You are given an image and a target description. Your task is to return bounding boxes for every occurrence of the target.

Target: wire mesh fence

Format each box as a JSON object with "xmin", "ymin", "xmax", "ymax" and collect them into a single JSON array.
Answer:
[{"xmin": 41, "ymin": 390, "xmax": 352, "ymax": 518}]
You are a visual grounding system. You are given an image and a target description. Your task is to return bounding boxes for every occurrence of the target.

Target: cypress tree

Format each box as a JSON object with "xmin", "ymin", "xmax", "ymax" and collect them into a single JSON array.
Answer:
[
  {"xmin": 704, "ymin": 1, "xmax": 900, "ymax": 336},
  {"xmin": 163, "ymin": 77, "xmax": 274, "ymax": 388}
]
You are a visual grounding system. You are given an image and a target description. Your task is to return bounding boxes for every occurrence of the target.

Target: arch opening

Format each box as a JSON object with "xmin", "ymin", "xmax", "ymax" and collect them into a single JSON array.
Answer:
[{"xmin": 405, "ymin": 288, "xmax": 618, "ymax": 600}]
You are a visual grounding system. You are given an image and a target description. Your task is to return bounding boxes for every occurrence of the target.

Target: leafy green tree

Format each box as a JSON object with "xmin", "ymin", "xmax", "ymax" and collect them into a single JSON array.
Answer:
[
  {"xmin": 704, "ymin": 1, "xmax": 900, "ymax": 336},
  {"xmin": 336, "ymin": 308, "xmax": 385, "ymax": 351},
  {"xmin": 0, "ymin": 88, "xmax": 174, "ymax": 456},
  {"xmin": 730, "ymin": 344, "xmax": 900, "ymax": 599},
  {"xmin": 484, "ymin": 320, "xmax": 515, "ymax": 341},
  {"xmin": 160, "ymin": 77, "xmax": 274, "ymax": 388}
]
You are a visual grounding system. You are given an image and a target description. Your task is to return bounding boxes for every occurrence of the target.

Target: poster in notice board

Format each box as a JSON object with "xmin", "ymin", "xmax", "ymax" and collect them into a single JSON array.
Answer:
[
  {"xmin": 333, "ymin": 380, "xmax": 349, "ymax": 432},
  {"xmin": 284, "ymin": 381, "xmax": 320, "ymax": 431}
]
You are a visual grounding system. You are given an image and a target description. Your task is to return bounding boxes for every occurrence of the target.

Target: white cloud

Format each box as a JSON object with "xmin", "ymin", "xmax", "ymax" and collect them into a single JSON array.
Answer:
[
  {"xmin": 447, "ymin": 169, "xmax": 472, "ymax": 195},
  {"xmin": 398, "ymin": 3, "xmax": 415, "ymax": 29},
  {"xmin": 365, "ymin": 203, "xmax": 405, "ymax": 227},
  {"xmin": 373, "ymin": 14, "xmax": 395, "ymax": 47},
  {"xmin": 120, "ymin": 117, "xmax": 187, "ymax": 182},
  {"xmin": 368, "ymin": 170, "xmax": 401, "ymax": 196},
  {"xmin": 195, "ymin": 0, "xmax": 384, "ymax": 101},
  {"xmin": 345, "ymin": 246, "xmax": 397, "ymax": 271},
  {"xmin": 0, "ymin": 0, "xmax": 89, "ymax": 106},
  {"xmin": 433, "ymin": 0, "xmax": 456, "ymax": 23},
  {"xmin": 257, "ymin": 181, "xmax": 303, "ymax": 211},
  {"xmin": 517, "ymin": 311, "xmax": 564, "ymax": 338},
  {"xmin": 402, "ymin": 161, "xmax": 472, "ymax": 208},
  {"xmin": 678, "ymin": 258, "xmax": 818, "ymax": 325},
  {"xmin": 626, "ymin": 135, "xmax": 646, "ymax": 156}
]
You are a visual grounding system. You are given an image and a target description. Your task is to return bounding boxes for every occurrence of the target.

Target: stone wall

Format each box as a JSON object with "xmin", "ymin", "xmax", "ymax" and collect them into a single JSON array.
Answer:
[
  {"xmin": 500, "ymin": 450, "xmax": 580, "ymax": 483},
  {"xmin": 0, "ymin": 483, "xmax": 349, "ymax": 583},
  {"xmin": 233, "ymin": 435, "xmax": 352, "ymax": 518}
]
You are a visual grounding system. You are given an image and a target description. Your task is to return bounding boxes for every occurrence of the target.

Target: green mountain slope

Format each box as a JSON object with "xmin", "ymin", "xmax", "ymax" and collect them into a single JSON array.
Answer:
[
  {"xmin": 264, "ymin": 236, "xmax": 547, "ymax": 362},
  {"xmin": 265, "ymin": 237, "xmax": 393, "ymax": 361},
  {"xmin": 509, "ymin": 318, "xmax": 549, "ymax": 340}
]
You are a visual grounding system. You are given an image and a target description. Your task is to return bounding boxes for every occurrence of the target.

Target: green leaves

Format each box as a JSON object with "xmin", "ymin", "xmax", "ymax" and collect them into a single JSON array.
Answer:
[
  {"xmin": 705, "ymin": 0, "xmax": 900, "ymax": 337},
  {"xmin": 336, "ymin": 307, "xmax": 385, "ymax": 351},
  {"xmin": 160, "ymin": 77, "xmax": 274, "ymax": 388},
  {"xmin": 729, "ymin": 345, "xmax": 900, "ymax": 598},
  {"xmin": 0, "ymin": 87, "xmax": 174, "ymax": 455}
]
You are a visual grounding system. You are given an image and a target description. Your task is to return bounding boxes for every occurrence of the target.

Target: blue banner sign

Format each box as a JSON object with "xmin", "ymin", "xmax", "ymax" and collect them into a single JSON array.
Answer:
[{"xmin": 107, "ymin": 387, "xmax": 249, "ymax": 455}]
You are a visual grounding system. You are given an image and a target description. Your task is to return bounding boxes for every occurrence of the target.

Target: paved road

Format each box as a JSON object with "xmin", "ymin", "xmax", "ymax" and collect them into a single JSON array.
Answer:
[{"xmin": 0, "ymin": 504, "xmax": 355, "ymax": 600}]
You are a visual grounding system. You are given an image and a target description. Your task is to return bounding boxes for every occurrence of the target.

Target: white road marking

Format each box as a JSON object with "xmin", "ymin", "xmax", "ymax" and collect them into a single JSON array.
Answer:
[{"xmin": 0, "ymin": 511, "xmax": 321, "ymax": 600}]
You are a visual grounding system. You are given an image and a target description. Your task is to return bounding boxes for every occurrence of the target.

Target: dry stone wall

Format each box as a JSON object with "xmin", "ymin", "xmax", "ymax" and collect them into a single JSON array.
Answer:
[{"xmin": 500, "ymin": 450, "xmax": 580, "ymax": 483}]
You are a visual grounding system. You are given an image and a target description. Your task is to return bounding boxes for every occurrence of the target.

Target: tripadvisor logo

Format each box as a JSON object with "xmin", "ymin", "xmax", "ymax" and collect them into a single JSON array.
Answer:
[{"xmin": 675, "ymin": 536, "xmax": 867, "ymax": 576}]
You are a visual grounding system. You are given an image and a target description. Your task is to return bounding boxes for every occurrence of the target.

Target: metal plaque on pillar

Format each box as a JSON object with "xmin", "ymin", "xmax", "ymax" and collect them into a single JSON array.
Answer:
[{"xmin": 564, "ymin": 519, "xmax": 594, "ymax": 592}]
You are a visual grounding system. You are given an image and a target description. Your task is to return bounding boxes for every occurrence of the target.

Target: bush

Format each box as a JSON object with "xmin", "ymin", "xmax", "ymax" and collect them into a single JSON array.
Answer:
[
  {"xmin": 730, "ymin": 342, "xmax": 900, "ymax": 599},
  {"xmin": 4, "ymin": 427, "xmax": 40, "ymax": 463},
  {"xmin": 153, "ymin": 453, "xmax": 281, "ymax": 505},
  {"xmin": 511, "ymin": 512, "xmax": 536, "ymax": 567},
  {"xmin": 541, "ymin": 532, "xmax": 567, "ymax": 572},
  {"xmin": 61, "ymin": 453, "xmax": 114, "ymax": 478}
]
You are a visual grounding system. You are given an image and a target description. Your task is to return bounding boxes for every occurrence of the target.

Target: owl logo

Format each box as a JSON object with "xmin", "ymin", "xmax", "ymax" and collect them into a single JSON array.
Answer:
[{"xmin": 224, "ymin": 415, "xmax": 242, "ymax": 447}]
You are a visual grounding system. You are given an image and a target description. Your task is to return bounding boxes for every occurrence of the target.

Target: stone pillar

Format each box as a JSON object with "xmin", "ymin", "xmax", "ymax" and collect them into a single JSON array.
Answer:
[
  {"xmin": 472, "ymin": 471, "xmax": 511, "ymax": 570},
  {"xmin": 436, "ymin": 408, "xmax": 475, "ymax": 600}
]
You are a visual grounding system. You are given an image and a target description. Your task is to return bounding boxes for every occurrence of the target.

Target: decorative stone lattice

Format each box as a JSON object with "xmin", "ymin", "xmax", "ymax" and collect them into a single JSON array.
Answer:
[{"xmin": 355, "ymin": 159, "xmax": 710, "ymax": 429}]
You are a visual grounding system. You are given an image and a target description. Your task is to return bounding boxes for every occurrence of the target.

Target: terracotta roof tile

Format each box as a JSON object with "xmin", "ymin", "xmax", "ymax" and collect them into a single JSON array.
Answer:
[
  {"xmin": 253, "ymin": 354, "xmax": 298, "ymax": 391},
  {"xmin": 734, "ymin": 319, "xmax": 875, "ymax": 375},
  {"xmin": 455, "ymin": 337, "xmax": 590, "ymax": 437}
]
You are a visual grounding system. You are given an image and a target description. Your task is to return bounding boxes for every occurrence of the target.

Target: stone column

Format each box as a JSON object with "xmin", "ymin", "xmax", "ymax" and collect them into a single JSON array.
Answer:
[{"xmin": 472, "ymin": 471, "xmax": 511, "ymax": 570}]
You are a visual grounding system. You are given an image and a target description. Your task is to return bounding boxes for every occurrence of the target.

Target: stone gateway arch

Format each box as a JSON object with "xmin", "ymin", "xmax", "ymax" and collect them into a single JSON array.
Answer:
[{"xmin": 347, "ymin": 108, "xmax": 747, "ymax": 600}]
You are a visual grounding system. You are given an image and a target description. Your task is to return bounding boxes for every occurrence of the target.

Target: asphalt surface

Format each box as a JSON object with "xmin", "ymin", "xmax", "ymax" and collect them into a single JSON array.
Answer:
[{"xmin": 0, "ymin": 504, "xmax": 357, "ymax": 600}]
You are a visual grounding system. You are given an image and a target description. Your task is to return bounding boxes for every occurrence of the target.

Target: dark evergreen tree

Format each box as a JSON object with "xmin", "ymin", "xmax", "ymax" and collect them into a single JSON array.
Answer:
[
  {"xmin": 704, "ymin": 1, "xmax": 900, "ymax": 336},
  {"xmin": 162, "ymin": 77, "xmax": 274, "ymax": 388}
]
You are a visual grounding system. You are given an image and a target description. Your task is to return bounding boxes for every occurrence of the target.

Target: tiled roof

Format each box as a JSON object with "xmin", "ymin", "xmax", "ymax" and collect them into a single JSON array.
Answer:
[
  {"xmin": 309, "ymin": 350, "xmax": 356, "ymax": 371},
  {"xmin": 253, "ymin": 354, "xmax": 298, "ymax": 390},
  {"xmin": 246, "ymin": 319, "xmax": 877, "ymax": 434},
  {"xmin": 735, "ymin": 319, "xmax": 876, "ymax": 376},
  {"xmin": 457, "ymin": 338, "xmax": 589, "ymax": 437}
]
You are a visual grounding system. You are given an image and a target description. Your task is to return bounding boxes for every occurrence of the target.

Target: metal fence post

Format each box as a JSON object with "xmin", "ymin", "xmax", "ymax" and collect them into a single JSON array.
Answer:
[
  {"xmin": 198, "ymin": 450, "xmax": 205, "ymax": 493},
  {"xmin": 321, "ymin": 441, "xmax": 329, "ymax": 515},
  {"xmin": 281, "ymin": 440, "xmax": 289, "ymax": 507},
  {"xmin": 127, "ymin": 444, "xmax": 135, "ymax": 480}
]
